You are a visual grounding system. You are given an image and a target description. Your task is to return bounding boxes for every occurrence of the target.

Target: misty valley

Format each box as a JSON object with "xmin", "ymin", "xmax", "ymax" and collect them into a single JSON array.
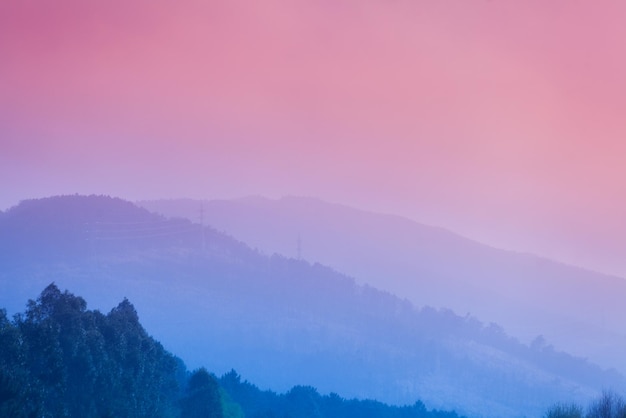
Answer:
[{"xmin": 1, "ymin": 195, "xmax": 626, "ymax": 418}]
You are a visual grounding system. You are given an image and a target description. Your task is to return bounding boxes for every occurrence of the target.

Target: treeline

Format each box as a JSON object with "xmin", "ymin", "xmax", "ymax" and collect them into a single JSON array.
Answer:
[
  {"xmin": 219, "ymin": 370, "xmax": 462, "ymax": 418},
  {"xmin": 0, "ymin": 283, "xmax": 213, "ymax": 417},
  {"xmin": 545, "ymin": 391, "xmax": 626, "ymax": 418},
  {"xmin": 0, "ymin": 284, "xmax": 463, "ymax": 418}
]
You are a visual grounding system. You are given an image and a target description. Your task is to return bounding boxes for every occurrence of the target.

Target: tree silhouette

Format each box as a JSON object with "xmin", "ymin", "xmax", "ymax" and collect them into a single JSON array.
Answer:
[
  {"xmin": 587, "ymin": 391, "xmax": 626, "ymax": 418},
  {"xmin": 181, "ymin": 368, "xmax": 224, "ymax": 418}
]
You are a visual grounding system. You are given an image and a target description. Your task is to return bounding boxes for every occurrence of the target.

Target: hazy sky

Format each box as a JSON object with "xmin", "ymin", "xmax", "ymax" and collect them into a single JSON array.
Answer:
[{"xmin": 2, "ymin": 0, "xmax": 626, "ymax": 276}]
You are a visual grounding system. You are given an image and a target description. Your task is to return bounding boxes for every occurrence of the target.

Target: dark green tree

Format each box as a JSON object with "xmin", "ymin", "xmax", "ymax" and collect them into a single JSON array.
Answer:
[
  {"xmin": 0, "ymin": 308, "xmax": 40, "ymax": 417},
  {"xmin": 7, "ymin": 284, "xmax": 183, "ymax": 417},
  {"xmin": 181, "ymin": 368, "xmax": 224, "ymax": 418}
]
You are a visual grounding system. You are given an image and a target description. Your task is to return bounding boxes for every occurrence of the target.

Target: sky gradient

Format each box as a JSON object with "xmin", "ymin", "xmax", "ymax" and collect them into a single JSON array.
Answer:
[{"xmin": 1, "ymin": 0, "xmax": 626, "ymax": 277}]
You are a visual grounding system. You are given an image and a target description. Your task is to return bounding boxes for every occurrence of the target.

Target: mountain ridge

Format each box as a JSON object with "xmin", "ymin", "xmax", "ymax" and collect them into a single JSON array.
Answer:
[
  {"xmin": 137, "ymin": 196, "xmax": 626, "ymax": 374},
  {"xmin": 2, "ymin": 195, "xmax": 625, "ymax": 417}
]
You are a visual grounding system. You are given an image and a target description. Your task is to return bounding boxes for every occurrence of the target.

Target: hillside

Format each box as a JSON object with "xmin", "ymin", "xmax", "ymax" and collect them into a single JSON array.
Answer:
[
  {"xmin": 1, "ymin": 195, "xmax": 624, "ymax": 417},
  {"xmin": 1, "ymin": 284, "xmax": 462, "ymax": 418},
  {"xmin": 138, "ymin": 196, "xmax": 626, "ymax": 373}
]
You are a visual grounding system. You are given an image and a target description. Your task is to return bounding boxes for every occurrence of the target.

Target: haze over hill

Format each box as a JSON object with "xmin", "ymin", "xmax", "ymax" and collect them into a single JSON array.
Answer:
[
  {"xmin": 2, "ymin": 195, "xmax": 625, "ymax": 418},
  {"xmin": 3, "ymin": 0, "xmax": 626, "ymax": 282},
  {"xmin": 139, "ymin": 196, "xmax": 626, "ymax": 375},
  {"xmin": 1, "ymin": 282, "xmax": 464, "ymax": 418}
]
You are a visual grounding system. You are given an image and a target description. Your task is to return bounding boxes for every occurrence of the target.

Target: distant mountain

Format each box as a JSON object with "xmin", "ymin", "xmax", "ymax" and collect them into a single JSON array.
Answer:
[
  {"xmin": 138, "ymin": 196, "xmax": 626, "ymax": 374},
  {"xmin": 2, "ymin": 195, "xmax": 625, "ymax": 417}
]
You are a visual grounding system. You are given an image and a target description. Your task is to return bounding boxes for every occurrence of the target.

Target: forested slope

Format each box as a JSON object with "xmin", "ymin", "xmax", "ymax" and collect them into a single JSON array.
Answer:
[{"xmin": 0, "ymin": 284, "xmax": 464, "ymax": 418}]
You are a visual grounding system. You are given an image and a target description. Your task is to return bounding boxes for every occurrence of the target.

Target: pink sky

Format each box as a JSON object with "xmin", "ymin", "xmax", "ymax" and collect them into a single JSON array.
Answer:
[{"xmin": 1, "ymin": 0, "xmax": 626, "ymax": 276}]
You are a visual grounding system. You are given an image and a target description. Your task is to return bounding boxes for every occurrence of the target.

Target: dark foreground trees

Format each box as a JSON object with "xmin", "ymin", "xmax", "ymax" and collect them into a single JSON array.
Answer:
[
  {"xmin": 0, "ymin": 283, "xmax": 223, "ymax": 418},
  {"xmin": 545, "ymin": 391, "xmax": 626, "ymax": 418},
  {"xmin": 219, "ymin": 369, "xmax": 463, "ymax": 418}
]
